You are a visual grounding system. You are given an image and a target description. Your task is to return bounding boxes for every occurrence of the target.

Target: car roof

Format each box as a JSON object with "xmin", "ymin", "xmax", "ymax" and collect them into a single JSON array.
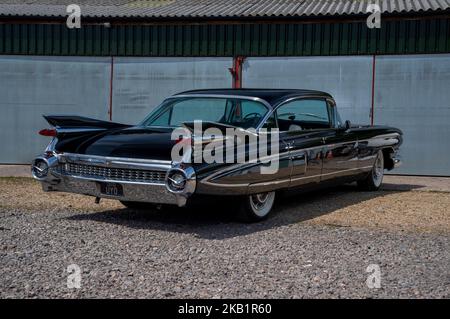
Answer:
[{"xmin": 174, "ymin": 88, "xmax": 333, "ymax": 107}]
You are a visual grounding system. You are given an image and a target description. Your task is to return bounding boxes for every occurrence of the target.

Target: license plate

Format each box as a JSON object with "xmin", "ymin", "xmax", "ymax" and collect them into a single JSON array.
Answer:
[{"xmin": 98, "ymin": 182, "xmax": 123, "ymax": 197}]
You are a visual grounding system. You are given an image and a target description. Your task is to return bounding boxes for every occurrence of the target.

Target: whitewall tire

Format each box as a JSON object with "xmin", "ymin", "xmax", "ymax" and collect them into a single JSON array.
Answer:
[
  {"xmin": 357, "ymin": 150, "xmax": 384, "ymax": 191},
  {"xmin": 238, "ymin": 191, "xmax": 276, "ymax": 222}
]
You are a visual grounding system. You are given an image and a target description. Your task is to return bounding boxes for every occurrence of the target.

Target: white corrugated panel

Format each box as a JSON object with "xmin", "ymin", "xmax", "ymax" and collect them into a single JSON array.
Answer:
[
  {"xmin": 242, "ymin": 56, "xmax": 374, "ymax": 125},
  {"xmin": 0, "ymin": 56, "xmax": 111, "ymax": 164},
  {"xmin": 374, "ymin": 54, "xmax": 450, "ymax": 176},
  {"xmin": 111, "ymin": 57, "xmax": 232, "ymax": 124}
]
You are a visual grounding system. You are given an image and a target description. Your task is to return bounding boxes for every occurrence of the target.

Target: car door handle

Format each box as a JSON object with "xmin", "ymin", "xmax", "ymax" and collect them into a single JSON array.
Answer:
[{"xmin": 284, "ymin": 144, "xmax": 294, "ymax": 151}]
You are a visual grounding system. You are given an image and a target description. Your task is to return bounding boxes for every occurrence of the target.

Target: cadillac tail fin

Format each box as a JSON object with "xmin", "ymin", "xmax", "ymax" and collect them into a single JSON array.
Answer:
[{"xmin": 43, "ymin": 115, "xmax": 131, "ymax": 130}]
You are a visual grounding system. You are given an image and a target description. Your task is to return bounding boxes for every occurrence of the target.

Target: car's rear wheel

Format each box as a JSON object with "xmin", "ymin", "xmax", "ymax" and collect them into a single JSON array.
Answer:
[
  {"xmin": 357, "ymin": 150, "xmax": 384, "ymax": 191},
  {"xmin": 237, "ymin": 191, "xmax": 276, "ymax": 222}
]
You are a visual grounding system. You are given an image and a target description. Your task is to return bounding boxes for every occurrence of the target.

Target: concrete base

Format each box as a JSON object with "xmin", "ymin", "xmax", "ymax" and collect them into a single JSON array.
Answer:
[
  {"xmin": 0, "ymin": 165, "xmax": 30, "ymax": 177},
  {"xmin": 383, "ymin": 175, "xmax": 450, "ymax": 192}
]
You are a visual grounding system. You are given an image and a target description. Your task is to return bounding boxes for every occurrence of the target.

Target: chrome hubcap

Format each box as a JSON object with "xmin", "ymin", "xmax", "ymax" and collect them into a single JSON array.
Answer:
[
  {"xmin": 249, "ymin": 192, "xmax": 275, "ymax": 217},
  {"xmin": 250, "ymin": 193, "xmax": 269, "ymax": 210}
]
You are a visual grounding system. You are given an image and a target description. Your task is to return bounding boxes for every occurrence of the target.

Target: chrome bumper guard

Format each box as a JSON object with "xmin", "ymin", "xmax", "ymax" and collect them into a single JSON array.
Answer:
[
  {"xmin": 393, "ymin": 158, "xmax": 402, "ymax": 168},
  {"xmin": 390, "ymin": 151, "xmax": 402, "ymax": 168},
  {"xmin": 31, "ymin": 152, "xmax": 196, "ymax": 207}
]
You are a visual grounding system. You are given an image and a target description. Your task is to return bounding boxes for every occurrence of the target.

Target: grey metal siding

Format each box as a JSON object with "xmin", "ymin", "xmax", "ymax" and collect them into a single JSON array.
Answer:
[
  {"xmin": 111, "ymin": 57, "xmax": 232, "ymax": 124},
  {"xmin": 374, "ymin": 54, "xmax": 450, "ymax": 176},
  {"xmin": 242, "ymin": 56, "xmax": 374, "ymax": 124},
  {"xmin": 0, "ymin": 55, "xmax": 233, "ymax": 163},
  {"xmin": 0, "ymin": 55, "xmax": 111, "ymax": 163},
  {"xmin": 243, "ymin": 54, "xmax": 450, "ymax": 176}
]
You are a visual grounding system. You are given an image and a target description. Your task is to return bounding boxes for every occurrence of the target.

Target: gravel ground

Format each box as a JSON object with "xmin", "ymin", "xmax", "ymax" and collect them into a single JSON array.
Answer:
[{"xmin": 0, "ymin": 178, "xmax": 449, "ymax": 298}]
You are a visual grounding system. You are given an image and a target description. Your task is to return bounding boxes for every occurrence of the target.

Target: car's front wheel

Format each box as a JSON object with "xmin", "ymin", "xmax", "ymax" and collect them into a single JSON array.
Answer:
[
  {"xmin": 238, "ymin": 191, "xmax": 276, "ymax": 222},
  {"xmin": 357, "ymin": 150, "xmax": 384, "ymax": 191}
]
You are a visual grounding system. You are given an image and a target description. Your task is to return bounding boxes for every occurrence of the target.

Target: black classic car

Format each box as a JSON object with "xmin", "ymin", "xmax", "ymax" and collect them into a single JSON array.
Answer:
[{"xmin": 32, "ymin": 89, "xmax": 402, "ymax": 222}]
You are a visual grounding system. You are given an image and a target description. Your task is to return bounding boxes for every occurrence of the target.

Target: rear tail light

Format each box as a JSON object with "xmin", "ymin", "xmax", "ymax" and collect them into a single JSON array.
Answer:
[{"xmin": 39, "ymin": 128, "xmax": 57, "ymax": 137}]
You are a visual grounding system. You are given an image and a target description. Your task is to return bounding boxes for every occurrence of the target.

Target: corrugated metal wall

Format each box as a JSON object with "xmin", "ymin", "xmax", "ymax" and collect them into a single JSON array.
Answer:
[
  {"xmin": 0, "ymin": 56, "xmax": 232, "ymax": 163},
  {"xmin": 0, "ymin": 18, "xmax": 449, "ymax": 56},
  {"xmin": 1, "ymin": 18, "xmax": 449, "ymax": 174},
  {"xmin": 0, "ymin": 56, "xmax": 111, "ymax": 163},
  {"xmin": 243, "ymin": 54, "xmax": 450, "ymax": 176},
  {"xmin": 1, "ymin": 53, "xmax": 449, "ymax": 175},
  {"xmin": 112, "ymin": 57, "xmax": 232, "ymax": 123},
  {"xmin": 242, "ymin": 56, "xmax": 373, "ymax": 124},
  {"xmin": 374, "ymin": 54, "xmax": 450, "ymax": 176}
]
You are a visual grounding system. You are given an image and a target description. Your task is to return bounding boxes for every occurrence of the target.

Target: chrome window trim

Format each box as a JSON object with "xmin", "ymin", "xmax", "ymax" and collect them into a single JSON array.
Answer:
[
  {"xmin": 326, "ymin": 98, "xmax": 341, "ymax": 129},
  {"xmin": 142, "ymin": 94, "xmax": 273, "ymax": 129},
  {"xmin": 169, "ymin": 94, "xmax": 273, "ymax": 110},
  {"xmin": 259, "ymin": 95, "xmax": 336, "ymax": 132}
]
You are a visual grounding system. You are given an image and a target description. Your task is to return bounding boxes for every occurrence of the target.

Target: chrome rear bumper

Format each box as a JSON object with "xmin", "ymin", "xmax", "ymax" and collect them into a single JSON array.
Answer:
[
  {"xmin": 42, "ymin": 174, "xmax": 177, "ymax": 204},
  {"xmin": 32, "ymin": 152, "xmax": 195, "ymax": 207}
]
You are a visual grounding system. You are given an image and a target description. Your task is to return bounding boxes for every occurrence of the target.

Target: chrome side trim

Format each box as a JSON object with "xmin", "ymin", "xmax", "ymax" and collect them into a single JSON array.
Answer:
[
  {"xmin": 202, "ymin": 165, "xmax": 375, "ymax": 195},
  {"xmin": 359, "ymin": 133, "xmax": 401, "ymax": 142},
  {"xmin": 202, "ymin": 181, "xmax": 249, "ymax": 188},
  {"xmin": 247, "ymin": 178, "xmax": 291, "ymax": 194},
  {"xmin": 290, "ymin": 166, "xmax": 373, "ymax": 182}
]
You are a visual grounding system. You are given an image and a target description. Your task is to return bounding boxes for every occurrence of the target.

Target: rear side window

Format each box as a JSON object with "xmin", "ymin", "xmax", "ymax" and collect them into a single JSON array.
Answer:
[
  {"xmin": 276, "ymin": 99, "xmax": 331, "ymax": 131},
  {"xmin": 169, "ymin": 98, "xmax": 227, "ymax": 126},
  {"xmin": 228, "ymin": 100, "xmax": 268, "ymax": 129}
]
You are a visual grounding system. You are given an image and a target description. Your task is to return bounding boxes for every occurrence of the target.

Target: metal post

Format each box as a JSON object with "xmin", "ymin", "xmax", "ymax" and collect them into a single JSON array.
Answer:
[
  {"xmin": 370, "ymin": 55, "xmax": 376, "ymax": 126},
  {"xmin": 230, "ymin": 56, "xmax": 245, "ymax": 89},
  {"xmin": 108, "ymin": 56, "xmax": 114, "ymax": 121}
]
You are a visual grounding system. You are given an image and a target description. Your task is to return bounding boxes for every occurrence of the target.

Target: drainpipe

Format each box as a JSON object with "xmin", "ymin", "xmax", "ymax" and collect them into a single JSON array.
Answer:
[
  {"xmin": 229, "ymin": 56, "xmax": 245, "ymax": 89},
  {"xmin": 370, "ymin": 55, "xmax": 376, "ymax": 126}
]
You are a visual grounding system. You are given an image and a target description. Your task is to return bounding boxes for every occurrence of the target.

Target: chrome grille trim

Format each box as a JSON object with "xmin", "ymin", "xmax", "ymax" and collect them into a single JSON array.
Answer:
[{"xmin": 57, "ymin": 163, "xmax": 167, "ymax": 184}]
